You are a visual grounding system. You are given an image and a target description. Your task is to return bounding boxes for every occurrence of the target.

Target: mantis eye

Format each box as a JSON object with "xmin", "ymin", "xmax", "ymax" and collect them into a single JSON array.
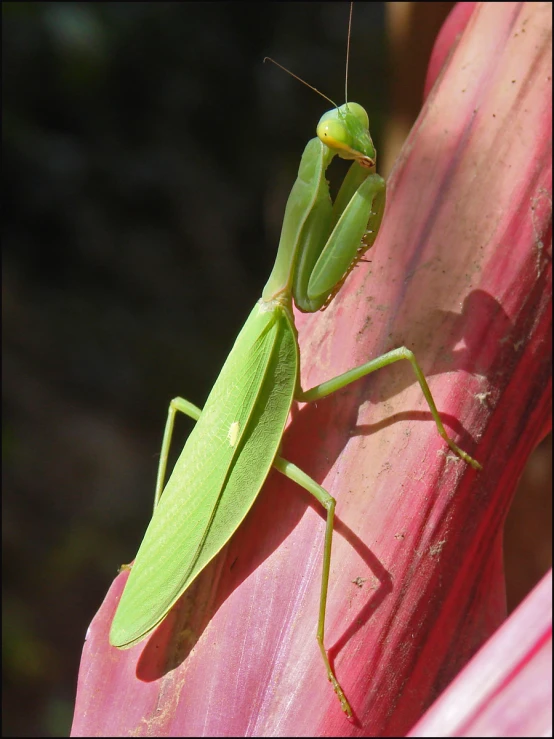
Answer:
[{"xmin": 316, "ymin": 118, "xmax": 351, "ymax": 152}]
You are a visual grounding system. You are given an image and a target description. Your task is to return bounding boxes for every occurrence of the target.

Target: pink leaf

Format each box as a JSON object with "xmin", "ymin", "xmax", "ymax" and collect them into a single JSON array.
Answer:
[{"xmin": 408, "ymin": 570, "xmax": 552, "ymax": 737}]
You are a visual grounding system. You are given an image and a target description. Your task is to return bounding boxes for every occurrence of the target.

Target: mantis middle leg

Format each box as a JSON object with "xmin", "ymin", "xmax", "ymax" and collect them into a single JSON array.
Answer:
[{"xmin": 296, "ymin": 346, "xmax": 481, "ymax": 469}]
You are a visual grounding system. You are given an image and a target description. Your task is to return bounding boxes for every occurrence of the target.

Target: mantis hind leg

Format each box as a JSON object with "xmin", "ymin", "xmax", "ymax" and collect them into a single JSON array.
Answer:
[
  {"xmin": 296, "ymin": 346, "xmax": 481, "ymax": 470},
  {"xmin": 154, "ymin": 397, "xmax": 203, "ymax": 510},
  {"xmin": 273, "ymin": 455, "xmax": 352, "ymax": 718}
]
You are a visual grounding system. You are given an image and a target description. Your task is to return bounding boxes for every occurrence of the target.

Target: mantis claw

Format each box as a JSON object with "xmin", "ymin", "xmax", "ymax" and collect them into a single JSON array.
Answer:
[{"xmin": 329, "ymin": 674, "xmax": 353, "ymax": 718}]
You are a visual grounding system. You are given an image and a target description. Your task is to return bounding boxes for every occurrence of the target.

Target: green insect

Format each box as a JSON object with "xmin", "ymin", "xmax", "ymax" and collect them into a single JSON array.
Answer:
[{"xmin": 109, "ymin": 8, "xmax": 481, "ymax": 718}]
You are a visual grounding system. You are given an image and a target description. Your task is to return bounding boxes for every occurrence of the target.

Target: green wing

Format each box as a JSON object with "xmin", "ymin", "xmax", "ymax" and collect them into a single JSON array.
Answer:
[{"xmin": 110, "ymin": 302, "xmax": 297, "ymax": 648}]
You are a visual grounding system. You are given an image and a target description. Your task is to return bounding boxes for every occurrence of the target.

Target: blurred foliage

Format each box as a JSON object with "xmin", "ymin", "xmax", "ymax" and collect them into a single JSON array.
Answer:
[{"xmin": 2, "ymin": 3, "xmax": 387, "ymax": 735}]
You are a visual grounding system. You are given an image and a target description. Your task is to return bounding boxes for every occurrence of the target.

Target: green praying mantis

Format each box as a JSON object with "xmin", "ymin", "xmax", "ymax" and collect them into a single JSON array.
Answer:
[{"xmin": 109, "ymin": 8, "xmax": 481, "ymax": 719}]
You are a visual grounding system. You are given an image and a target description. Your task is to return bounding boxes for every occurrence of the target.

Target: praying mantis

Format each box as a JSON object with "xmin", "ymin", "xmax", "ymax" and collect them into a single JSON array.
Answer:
[{"xmin": 109, "ymin": 6, "xmax": 481, "ymax": 718}]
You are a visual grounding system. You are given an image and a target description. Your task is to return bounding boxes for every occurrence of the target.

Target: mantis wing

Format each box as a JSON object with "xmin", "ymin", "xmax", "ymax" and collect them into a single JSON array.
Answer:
[{"xmin": 110, "ymin": 302, "xmax": 297, "ymax": 648}]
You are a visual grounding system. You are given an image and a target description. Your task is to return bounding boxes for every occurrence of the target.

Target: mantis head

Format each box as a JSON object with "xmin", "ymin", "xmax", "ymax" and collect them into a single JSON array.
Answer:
[{"xmin": 317, "ymin": 102, "xmax": 376, "ymax": 169}]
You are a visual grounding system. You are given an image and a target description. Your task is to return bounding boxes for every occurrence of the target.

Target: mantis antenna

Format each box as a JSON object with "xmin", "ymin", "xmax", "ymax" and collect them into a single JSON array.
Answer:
[
  {"xmin": 263, "ymin": 56, "xmax": 338, "ymax": 109},
  {"xmin": 264, "ymin": 1, "xmax": 355, "ymax": 110},
  {"xmin": 345, "ymin": 1, "xmax": 353, "ymax": 103}
]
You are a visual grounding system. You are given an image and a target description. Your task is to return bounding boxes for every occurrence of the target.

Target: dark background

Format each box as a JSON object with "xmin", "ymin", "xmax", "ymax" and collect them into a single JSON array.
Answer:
[{"xmin": 2, "ymin": 3, "xmax": 551, "ymax": 736}]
